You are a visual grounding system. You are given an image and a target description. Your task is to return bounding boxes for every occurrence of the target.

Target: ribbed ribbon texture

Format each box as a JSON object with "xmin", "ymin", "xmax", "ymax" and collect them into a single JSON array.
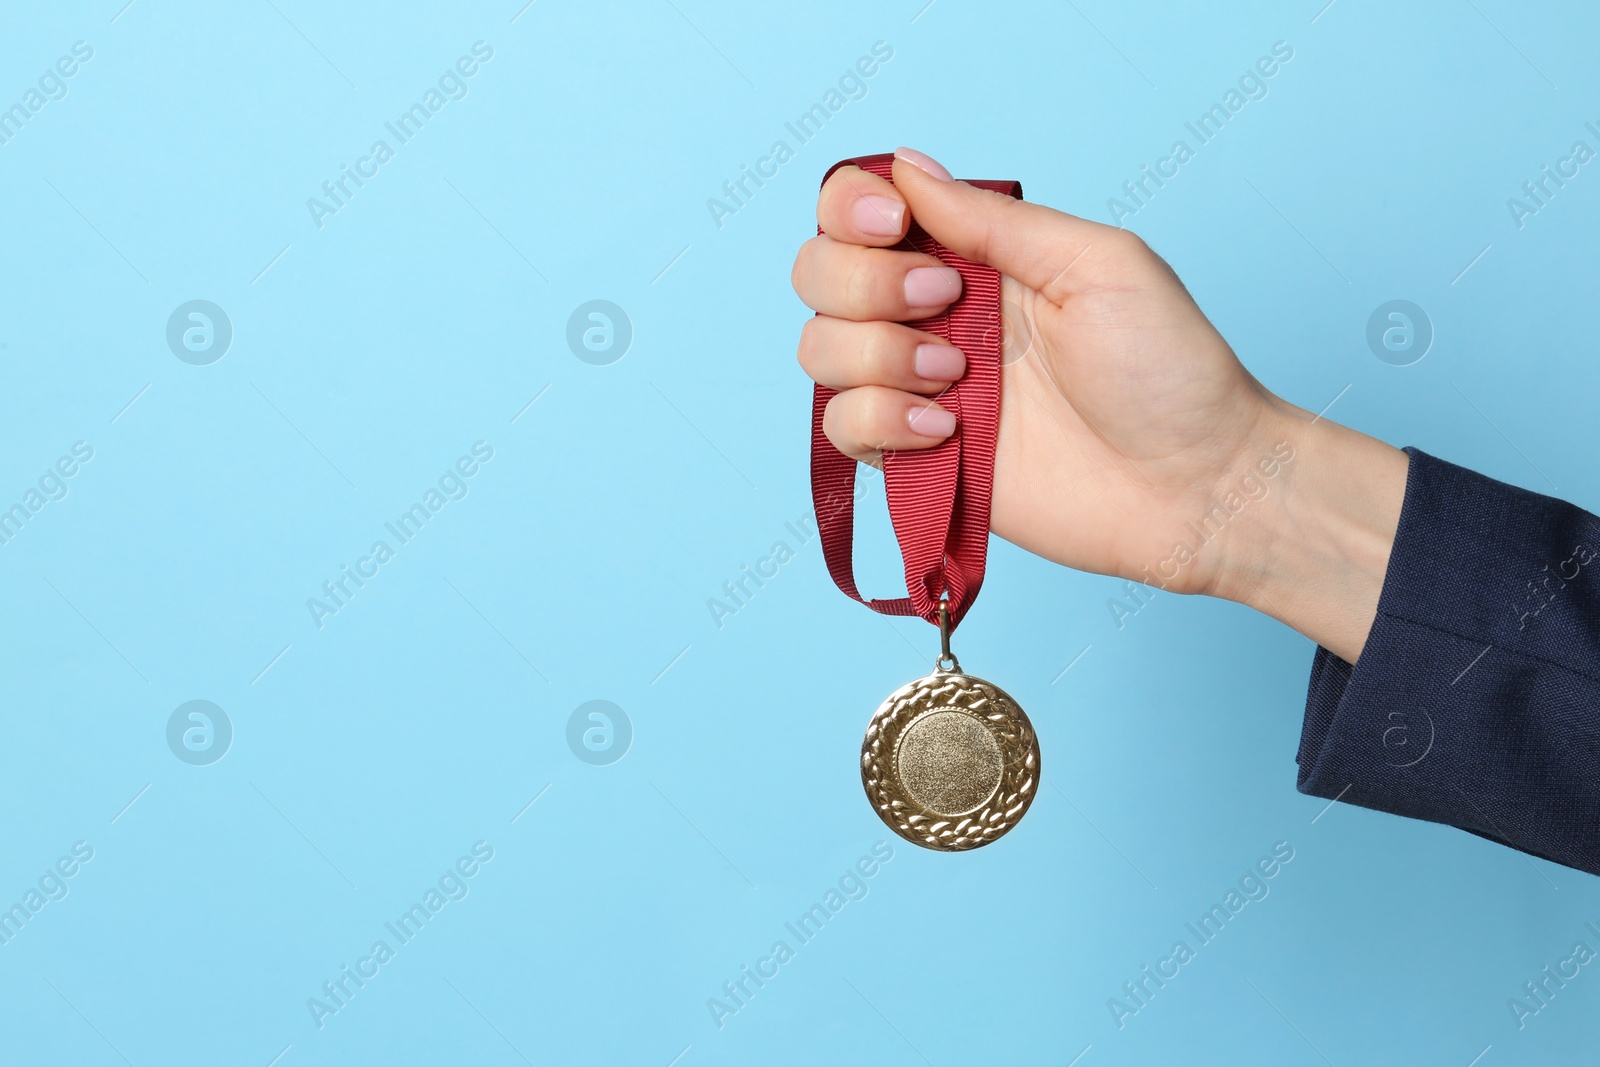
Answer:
[{"xmin": 810, "ymin": 152, "xmax": 1022, "ymax": 632}]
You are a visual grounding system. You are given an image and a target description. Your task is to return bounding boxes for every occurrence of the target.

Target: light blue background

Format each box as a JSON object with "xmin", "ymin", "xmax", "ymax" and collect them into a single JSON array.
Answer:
[{"xmin": 2, "ymin": 0, "xmax": 1597, "ymax": 1063}]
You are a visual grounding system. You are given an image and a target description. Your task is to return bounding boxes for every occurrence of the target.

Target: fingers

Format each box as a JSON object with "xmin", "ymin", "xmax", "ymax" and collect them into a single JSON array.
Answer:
[
  {"xmin": 823, "ymin": 385, "xmax": 956, "ymax": 462},
  {"xmin": 818, "ymin": 165, "xmax": 909, "ymax": 245},
  {"xmin": 792, "ymin": 235, "xmax": 962, "ymax": 320},
  {"xmin": 799, "ymin": 316, "xmax": 967, "ymax": 394},
  {"xmin": 892, "ymin": 146, "xmax": 1139, "ymax": 303}
]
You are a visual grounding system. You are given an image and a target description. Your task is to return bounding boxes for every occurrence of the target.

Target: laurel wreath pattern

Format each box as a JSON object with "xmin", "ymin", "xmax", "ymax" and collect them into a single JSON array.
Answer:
[{"xmin": 861, "ymin": 671, "xmax": 1040, "ymax": 852}]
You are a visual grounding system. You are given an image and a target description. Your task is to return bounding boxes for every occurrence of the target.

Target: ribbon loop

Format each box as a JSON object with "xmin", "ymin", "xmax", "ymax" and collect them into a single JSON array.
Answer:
[{"xmin": 809, "ymin": 152, "xmax": 1021, "ymax": 632}]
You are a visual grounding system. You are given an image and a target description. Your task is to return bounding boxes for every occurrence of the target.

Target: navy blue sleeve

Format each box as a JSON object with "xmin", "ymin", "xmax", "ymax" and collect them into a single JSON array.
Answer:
[{"xmin": 1297, "ymin": 447, "xmax": 1600, "ymax": 877}]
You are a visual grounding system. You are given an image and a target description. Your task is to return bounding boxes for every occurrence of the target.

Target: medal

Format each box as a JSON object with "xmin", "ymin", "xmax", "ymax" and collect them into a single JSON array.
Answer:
[
  {"xmin": 861, "ymin": 601, "xmax": 1039, "ymax": 851},
  {"xmin": 810, "ymin": 152, "xmax": 1040, "ymax": 852}
]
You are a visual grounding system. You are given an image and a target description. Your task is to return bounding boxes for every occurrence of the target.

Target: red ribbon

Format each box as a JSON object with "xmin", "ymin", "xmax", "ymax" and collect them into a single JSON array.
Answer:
[{"xmin": 810, "ymin": 152, "xmax": 1022, "ymax": 633}]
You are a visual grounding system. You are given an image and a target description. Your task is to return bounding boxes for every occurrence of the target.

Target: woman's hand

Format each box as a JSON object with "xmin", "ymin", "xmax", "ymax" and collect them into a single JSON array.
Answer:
[{"xmin": 791, "ymin": 148, "xmax": 1408, "ymax": 661}]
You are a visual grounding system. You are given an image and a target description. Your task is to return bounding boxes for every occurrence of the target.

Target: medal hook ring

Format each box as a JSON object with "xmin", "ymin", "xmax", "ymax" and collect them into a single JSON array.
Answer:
[{"xmin": 935, "ymin": 599, "xmax": 960, "ymax": 673}]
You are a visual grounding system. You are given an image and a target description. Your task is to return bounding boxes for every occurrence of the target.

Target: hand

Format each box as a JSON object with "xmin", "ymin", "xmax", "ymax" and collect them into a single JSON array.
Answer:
[
  {"xmin": 794, "ymin": 147, "xmax": 1273, "ymax": 597},
  {"xmin": 791, "ymin": 148, "xmax": 1408, "ymax": 662}
]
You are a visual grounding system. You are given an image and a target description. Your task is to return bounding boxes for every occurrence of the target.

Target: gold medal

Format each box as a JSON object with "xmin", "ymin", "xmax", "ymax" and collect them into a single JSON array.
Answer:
[{"xmin": 860, "ymin": 603, "xmax": 1039, "ymax": 851}]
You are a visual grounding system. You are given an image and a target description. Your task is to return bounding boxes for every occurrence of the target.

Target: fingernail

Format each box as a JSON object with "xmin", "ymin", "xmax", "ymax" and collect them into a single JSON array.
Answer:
[
  {"xmin": 907, "ymin": 403, "xmax": 956, "ymax": 438},
  {"xmin": 914, "ymin": 344, "xmax": 966, "ymax": 381},
  {"xmin": 851, "ymin": 195, "xmax": 905, "ymax": 237},
  {"xmin": 904, "ymin": 266, "xmax": 962, "ymax": 307},
  {"xmin": 895, "ymin": 147, "xmax": 953, "ymax": 182}
]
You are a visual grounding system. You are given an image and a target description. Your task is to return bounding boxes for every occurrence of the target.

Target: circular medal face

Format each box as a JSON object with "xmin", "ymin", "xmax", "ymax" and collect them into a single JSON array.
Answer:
[{"xmin": 861, "ymin": 668, "xmax": 1040, "ymax": 852}]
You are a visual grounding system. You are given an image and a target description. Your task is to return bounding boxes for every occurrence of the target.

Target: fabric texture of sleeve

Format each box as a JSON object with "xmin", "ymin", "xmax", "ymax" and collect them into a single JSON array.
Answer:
[{"xmin": 1297, "ymin": 447, "xmax": 1600, "ymax": 877}]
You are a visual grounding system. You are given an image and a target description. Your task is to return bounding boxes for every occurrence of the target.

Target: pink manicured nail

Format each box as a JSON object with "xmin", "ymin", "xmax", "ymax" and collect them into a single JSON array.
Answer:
[
  {"xmin": 895, "ymin": 147, "xmax": 953, "ymax": 181},
  {"xmin": 850, "ymin": 195, "xmax": 905, "ymax": 237},
  {"xmin": 904, "ymin": 266, "xmax": 962, "ymax": 307},
  {"xmin": 908, "ymin": 403, "xmax": 956, "ymax": 438},
  {"xmin": 914, "ymin": 344, "xmax": 966, "ymax": 381}
]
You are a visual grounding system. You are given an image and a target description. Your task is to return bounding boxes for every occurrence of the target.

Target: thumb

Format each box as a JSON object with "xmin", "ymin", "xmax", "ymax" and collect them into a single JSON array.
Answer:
[{"xmin": 892, "ymin": 147, "xmax": 1123, "ymax": 302}]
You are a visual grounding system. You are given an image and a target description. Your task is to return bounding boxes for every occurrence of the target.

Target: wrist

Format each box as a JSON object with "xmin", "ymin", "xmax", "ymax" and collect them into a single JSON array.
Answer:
[{"xmin": 1211, "ymin": 401, "xmax": 1409, "ymax": 664}]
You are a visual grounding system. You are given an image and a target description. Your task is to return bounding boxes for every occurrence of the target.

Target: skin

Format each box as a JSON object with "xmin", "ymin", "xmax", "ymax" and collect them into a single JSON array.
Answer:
[{"xmin": 792, "ymin": 148, "xmax": 1410, "ymax": 664}]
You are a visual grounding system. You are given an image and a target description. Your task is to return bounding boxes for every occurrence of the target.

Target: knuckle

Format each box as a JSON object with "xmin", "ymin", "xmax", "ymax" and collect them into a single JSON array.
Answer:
[
  {"xmin": 820, "ymin": 168, "xmax": 857, "ymax": 213},
  {"xmin": 863, "ymin": 321, "xmax": 902, "ymax": 380},
  {"xmin": 796, "ymin": 316, "xmax": 823, "ymax": 375},
  {"xmin": 828, "ymin": 390, "xmax": 873, "ymax": 447},
  {"xmin": 973, "ymin": 189, "xmax": 1021, "ymax": 264},
  {"xmin": 822, "ymin": 391, "xmax": 856, "ymax": 449},
  {"xmin": 1115, "ymin": 230, "xmax": 1178, "ymax": 286},
  {"xmin": 790, "ymin": 236, "xmax": 823, "ymax": 296},
  {"xmin": 843, "ymin": 252, "xmax": 881, "ymax": 316},
  {"xmin": 822, "ymin": 165, "xmax": 858, "ymax": 197},
  {"xmin": 1107, "ymin": 227, "xmax": 1151, "ymax": 261},
  {"xmin": 855, "ymin": 387, "xmax": 897, "ymax": 440}
]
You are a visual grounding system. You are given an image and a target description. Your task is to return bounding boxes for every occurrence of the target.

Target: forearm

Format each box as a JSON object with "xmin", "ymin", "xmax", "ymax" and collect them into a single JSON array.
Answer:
[{"xmin": 1214, "ymin": 400, "xmax": 1410, "ymax": 664}]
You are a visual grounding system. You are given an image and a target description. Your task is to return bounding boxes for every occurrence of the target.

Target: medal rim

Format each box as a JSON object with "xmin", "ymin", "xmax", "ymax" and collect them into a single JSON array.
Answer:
[{"xmin": 861, "ymin": 666, "xmax": 1040, "ymax": 852}]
